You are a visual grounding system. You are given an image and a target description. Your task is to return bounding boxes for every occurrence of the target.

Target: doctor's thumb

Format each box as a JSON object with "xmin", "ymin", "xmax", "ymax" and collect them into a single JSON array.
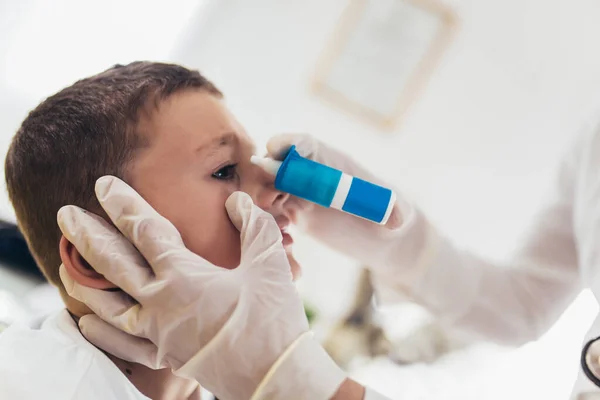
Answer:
[
  {"xmin": 225, "ymin": 191, "xmax": 284, "ymax": 255},
  {"xmin": 225, "ymin": 191, "xmax": 254, "ymax": 232}
]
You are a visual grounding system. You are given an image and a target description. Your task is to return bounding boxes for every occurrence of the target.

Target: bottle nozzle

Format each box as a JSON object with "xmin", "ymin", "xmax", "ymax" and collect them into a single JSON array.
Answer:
[{"xmin": 250, "ymin": 156, "xmax": 282, "ymax": 176}]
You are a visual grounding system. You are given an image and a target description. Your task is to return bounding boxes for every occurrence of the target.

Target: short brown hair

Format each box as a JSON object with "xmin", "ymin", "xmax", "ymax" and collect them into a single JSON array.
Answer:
[{"xmin": 5, "ymin": 61, "xmax": 222, "ymax": 287}]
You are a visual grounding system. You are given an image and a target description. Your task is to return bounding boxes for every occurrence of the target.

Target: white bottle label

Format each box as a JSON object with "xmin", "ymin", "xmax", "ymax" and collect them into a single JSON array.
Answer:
[{"xmin": 330, "ymin": 173, "xmax": 353, "ymax": 210}]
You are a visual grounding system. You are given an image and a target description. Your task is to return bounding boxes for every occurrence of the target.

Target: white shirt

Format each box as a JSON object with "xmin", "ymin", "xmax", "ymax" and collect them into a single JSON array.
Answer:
[
  {"xmin": 371, "ymin": 114, "xmax": 600, "ymax": 398},
  {"xmin": 0, "ymin": 309, "xmax": 150, "ymax": 399},
  {"xmin": 0, "ymin": 309, "xmax": 392, "ymax": 400}
]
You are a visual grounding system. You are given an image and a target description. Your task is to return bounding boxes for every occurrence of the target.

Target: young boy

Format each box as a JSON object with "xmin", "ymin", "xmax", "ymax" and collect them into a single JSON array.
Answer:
[{"xmin": 0, "ymin": 61, "xmax": 301, "ymax": 399}]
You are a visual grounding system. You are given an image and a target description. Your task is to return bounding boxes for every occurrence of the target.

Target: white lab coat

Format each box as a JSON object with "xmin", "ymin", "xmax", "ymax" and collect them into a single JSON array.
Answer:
[{"xmin": 368, "ymin": 113, "xmax": 600, "ymax": 398}]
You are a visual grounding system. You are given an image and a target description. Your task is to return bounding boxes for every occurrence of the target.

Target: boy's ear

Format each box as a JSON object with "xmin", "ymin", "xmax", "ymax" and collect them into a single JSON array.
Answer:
[{"xmin": 59, "ymin": 235, "xmax": 116, "ymax": 290}]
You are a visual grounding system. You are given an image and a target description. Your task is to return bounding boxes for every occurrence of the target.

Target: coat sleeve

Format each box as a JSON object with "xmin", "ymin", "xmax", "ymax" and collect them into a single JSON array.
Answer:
[{"xmin": 373, "ymin": 120, "xmax": 598, "ymax": 346}]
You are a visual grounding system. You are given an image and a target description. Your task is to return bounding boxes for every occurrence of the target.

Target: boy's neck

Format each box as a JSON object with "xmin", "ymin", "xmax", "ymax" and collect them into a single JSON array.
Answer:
[
  {"xmin": 106, "ymin": 353, "xmax": 202, "ymax": 400},
  {"xmin": 67, "ymin": 310, "xmax": 202, "ymax": 400}
]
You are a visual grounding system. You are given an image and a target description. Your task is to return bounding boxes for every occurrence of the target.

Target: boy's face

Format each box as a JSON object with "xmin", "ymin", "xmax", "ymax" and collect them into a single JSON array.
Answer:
[{"xmin": 128, "ymin": 90, "xmax": 300, "ymax": 278}]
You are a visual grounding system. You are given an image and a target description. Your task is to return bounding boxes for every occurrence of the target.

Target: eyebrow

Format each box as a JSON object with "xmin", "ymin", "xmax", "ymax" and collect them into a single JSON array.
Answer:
[{"xmin": 195, "ymin": 132, "xmax": 238, "ymax": 156}]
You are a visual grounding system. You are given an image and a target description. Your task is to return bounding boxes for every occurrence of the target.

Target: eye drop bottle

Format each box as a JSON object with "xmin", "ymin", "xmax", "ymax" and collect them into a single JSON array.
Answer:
[{"xmin": 251, "ymin": 145, "xmax": 396, "ymax": 225}]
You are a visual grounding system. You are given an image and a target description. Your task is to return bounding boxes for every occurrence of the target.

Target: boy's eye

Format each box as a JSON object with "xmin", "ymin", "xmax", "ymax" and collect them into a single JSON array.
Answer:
[{"xmin": 212, "ymin": 164, "xmax": 238, "ymax": 181}]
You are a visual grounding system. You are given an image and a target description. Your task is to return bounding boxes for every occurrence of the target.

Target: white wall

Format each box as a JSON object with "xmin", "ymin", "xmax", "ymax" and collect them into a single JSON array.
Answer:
[
  {"xmin": 2, "ymin": 0, "xmax": 600, "ymax": 397},
  {"xmin": 0, "ymin": 0, "xmax": 208, "ymax": 220}
]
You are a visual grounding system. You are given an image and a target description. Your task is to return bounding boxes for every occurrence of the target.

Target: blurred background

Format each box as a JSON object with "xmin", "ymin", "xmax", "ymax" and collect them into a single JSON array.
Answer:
[{"xmin": 2, "ymin": 0, "xmax": 600, "ymax": 398}]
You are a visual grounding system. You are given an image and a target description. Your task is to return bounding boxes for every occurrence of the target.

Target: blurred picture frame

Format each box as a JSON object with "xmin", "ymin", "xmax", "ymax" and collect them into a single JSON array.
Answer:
[{"xmin": 312, "ymin": 0, "xmax": 457, "ymax": 130}]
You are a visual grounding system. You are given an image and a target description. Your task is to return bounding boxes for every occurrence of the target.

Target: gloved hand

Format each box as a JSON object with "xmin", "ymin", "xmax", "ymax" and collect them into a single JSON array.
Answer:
[
  {"xmin": 267, "ymin": 134, "xmax": 430, "ymax": 287},
  {"xmin": 58, "ymin": 176, "xmax": 347, "ymax": 400}
]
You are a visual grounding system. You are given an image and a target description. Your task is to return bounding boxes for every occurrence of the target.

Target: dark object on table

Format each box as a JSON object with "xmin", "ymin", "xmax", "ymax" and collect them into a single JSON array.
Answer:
[
  {"xmin": 322, "ymin": 268, "xmax": 392, "ymax": 369},
  {"xmin": 0, "ymin": 220, "xmax": 45, "ymax": 281}
]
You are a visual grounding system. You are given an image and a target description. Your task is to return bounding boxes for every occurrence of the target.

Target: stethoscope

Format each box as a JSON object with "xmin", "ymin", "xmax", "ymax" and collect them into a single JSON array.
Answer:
[{"xmin": 582, "ymin": 336, "xmax": 600, "ymax": 388}]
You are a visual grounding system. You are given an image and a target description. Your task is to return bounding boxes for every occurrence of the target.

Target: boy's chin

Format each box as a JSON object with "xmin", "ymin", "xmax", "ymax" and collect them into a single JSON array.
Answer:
[{"xmin": 285, "ymin": 249, "xmax": 302, "ymax": 281}]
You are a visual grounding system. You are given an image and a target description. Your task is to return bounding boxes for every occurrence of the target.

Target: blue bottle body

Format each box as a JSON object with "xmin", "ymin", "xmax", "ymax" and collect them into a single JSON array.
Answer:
[
  {"xmin": 275, "ymin": 146, "xmax": 342, "ymax": 207},
  {"xmin": 273, "ymin": 146, "xmax": 395, "ymax": 224},
  {"xmin": 341, "ymin": 177, "xmax": 392, "ymax": 224}
]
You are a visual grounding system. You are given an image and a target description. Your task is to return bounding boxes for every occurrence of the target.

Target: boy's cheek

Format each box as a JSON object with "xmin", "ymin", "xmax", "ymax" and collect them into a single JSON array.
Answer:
[{"xmin": 183, "ymin": 228, "xmax": 242, "ymax": 270}]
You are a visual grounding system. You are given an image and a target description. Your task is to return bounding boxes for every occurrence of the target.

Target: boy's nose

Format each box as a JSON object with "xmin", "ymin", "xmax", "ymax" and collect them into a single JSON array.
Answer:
[
  {"xmin": 242, "ymin": 182, "xmax": 289, "ymax": 212},
  {"xmin": 243, "ymin": 160, "xmax": 290, "ymax": 211},
  {"xmin": 253, "ymin": 186, "xmax": 290, "ymax": 212}
]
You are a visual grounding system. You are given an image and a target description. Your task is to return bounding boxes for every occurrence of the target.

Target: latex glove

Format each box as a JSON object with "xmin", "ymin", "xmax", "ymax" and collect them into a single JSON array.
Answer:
[
  {"xmin": 267, "ymin": 134, "xmax": 431, "ymax": 286},
  {"xmin": 58, "ymin": 176, "xmax": 346, "ymax": 400}
]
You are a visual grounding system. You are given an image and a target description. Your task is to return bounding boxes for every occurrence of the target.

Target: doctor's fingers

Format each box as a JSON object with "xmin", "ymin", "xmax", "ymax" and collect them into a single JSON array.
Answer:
[
  {"xmin": 78, "ymin": 314, "xmax": 169, "ymax": 370},
  {"xmin": 58, "ymin": 205, "xmax": 155, "ymax": 301},
  {"xmin": 226, "ymin": 192, "xmax": 288, "ymax": 261},
  {"xmin": 60, "ymin": 265, "xmax": 150, "ymax": 339},
  {"xmin": 266, "ymin": 133, "xmax": 361, "ymax": 176},
  {"xmin": 226, "ymin": 192, "xmax": 295, "ymax": 289},
  {"xmin": 266, "ymin": 133, "xmax": 317, "ymax": 160}
]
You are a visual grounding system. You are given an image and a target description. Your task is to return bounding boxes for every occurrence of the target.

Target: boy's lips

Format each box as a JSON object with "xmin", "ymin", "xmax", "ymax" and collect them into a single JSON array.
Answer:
[
  {"xmin": 281, "ymin": 230, "xmax": 294, "ymax": 247},
  {"xmin": 276, "ymin": 217, "xmax": 294, "ymax": 247}
]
